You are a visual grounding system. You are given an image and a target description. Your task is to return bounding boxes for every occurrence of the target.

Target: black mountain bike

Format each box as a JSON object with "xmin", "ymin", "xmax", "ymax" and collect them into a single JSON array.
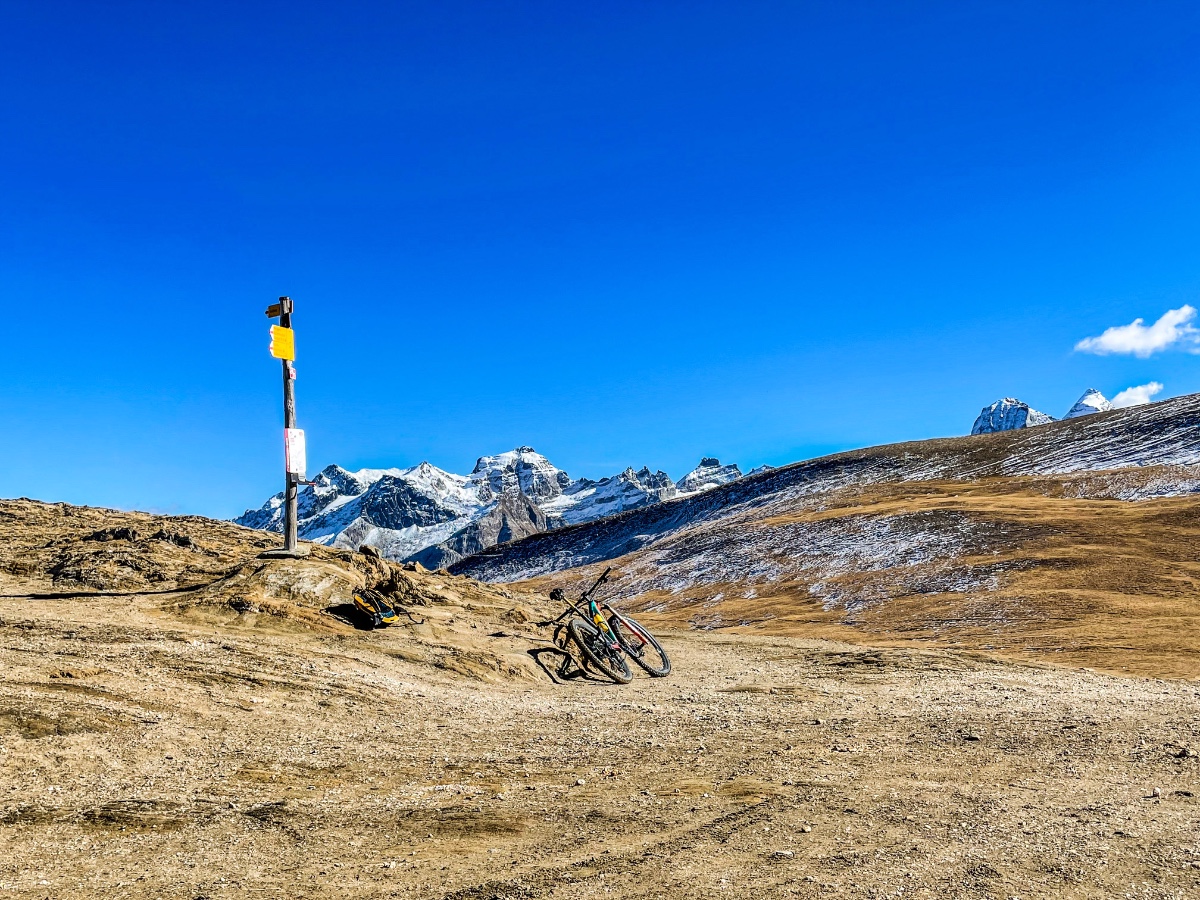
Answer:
[{"xmin": 548, "ymin": 567, "xmax": 672, "ymax": 683}]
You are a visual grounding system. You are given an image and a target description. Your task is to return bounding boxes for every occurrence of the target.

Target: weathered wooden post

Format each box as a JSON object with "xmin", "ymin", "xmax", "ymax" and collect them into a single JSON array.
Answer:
[{"xmin": 260, "ymin": 296, "xmax": 311, "ymax": 559}]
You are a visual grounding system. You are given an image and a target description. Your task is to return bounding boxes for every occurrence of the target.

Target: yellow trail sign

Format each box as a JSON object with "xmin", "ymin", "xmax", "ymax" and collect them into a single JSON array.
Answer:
[{"xmin": 269, "ymin": 325, "xmax": 295, "ymax": 361}]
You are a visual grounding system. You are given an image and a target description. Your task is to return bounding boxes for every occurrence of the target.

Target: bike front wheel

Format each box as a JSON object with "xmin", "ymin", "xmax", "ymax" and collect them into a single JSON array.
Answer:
[
  {"xmin": 609, "ymin": 613, "xmax": 671, "ymax": 677},
  {"xmin": 566, "ymin": 618, "xmax": 634, "ymax": 685}
]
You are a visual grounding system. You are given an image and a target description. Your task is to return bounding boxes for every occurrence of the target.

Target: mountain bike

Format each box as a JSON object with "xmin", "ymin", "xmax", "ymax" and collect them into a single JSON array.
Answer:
[{"xmin": 547, "ymin": 567, "xmax": 672, "ymax": 682}]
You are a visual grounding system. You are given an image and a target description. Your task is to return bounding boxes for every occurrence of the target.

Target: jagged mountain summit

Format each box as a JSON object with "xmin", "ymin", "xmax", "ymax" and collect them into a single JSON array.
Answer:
[
  {"xmin": 677, "ymin": 458, "xmax": 743, "ymax": 493},
  {"xmin": 235, "ymin": 447, "xmax": 742, "ymax": 566},
  {"xmin": 542, "ymin": 466, "xmax": 678, "ymax": 526},
  {"xmin": 471, "ymin": 447, "xmax": 570, "ymax": 502},
  {"xmin": 1064, "ymin": 388, "xmax": 1114, "ymax": 419},
  {"xmin": 972, "ymin": 398, "xmax": 1057, "ymax": 434}
]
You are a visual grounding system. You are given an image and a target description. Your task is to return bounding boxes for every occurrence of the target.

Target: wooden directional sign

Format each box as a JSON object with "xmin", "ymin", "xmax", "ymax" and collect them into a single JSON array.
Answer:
[
  {"xmin": 269, "ymin": 325, "xmax": 295, "ymax": 360},
  {"xmin": 265, "ymin": 297, "xmax": 292, "ymax": 318}
]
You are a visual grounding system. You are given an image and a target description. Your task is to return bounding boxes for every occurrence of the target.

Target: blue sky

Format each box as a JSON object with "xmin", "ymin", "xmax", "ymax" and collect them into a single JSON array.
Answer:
[{"xmin": 4, "ymin": 1, "xmax": 1200, "ymax": 518}]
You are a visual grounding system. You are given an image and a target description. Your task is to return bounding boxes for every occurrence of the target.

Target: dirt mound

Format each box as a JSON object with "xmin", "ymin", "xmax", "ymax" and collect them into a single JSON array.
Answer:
[
  {"xmin": 0, "ymin": 498, "xmax": 275, "ymax": 594},
  {"xmin": 174, "ymin": 544, "xmax": 556, "ymax": 682},
  {"xmin": 0, "ymin": 499, "xmax": 559, "ymax": 683}
]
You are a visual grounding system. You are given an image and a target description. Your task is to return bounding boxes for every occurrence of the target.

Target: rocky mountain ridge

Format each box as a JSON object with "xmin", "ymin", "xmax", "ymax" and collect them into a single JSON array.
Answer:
[
  {"xmin": 235, "ymin": 448, "xmax": 744, "ymax": 567},
  {"xmin": 454, "ymin": 391, "xmax": 1200, "ymax": 585},
  {"xmin": 1064, "ymin": 388, "xmax": 1115, "ymax": 419}
]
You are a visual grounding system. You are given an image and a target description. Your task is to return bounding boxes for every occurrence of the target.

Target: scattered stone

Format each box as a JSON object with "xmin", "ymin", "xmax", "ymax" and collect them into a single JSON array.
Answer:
[
  {"xmin": 149, "ymin": 529, "xmax": 196, "ymax": 549},
  {"xmin": 82, "ymin": 526, "xmax": 139, "ymax": 543}
]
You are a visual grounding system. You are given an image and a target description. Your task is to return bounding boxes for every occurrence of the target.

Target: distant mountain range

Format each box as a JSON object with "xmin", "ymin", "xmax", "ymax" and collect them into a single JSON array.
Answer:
[
  {"xmin": 234, "ymin": 449, "xmax": 753, "ymax": 567},
  {"xmin": 454, "ymin": 391, "xmax": 1200, "ymax": 586},
  {"xmin": 972, "ymin": 388, "xmax": 1118, "ymax": 434},
  {"xmin": 236, "ymin": 388, "xmax": 1164, "ymax": 567}
]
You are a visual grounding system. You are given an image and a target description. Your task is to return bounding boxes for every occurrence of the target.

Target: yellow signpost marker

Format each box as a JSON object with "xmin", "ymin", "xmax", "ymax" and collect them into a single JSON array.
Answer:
[{"xmin": 269, "ymin": 325, "xmax": 295, "ymax": 361}]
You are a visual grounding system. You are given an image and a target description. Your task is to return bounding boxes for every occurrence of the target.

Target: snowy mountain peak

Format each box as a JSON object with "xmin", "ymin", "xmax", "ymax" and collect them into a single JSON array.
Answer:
[
  {"xmin": 236, "ymin": 446, "xmax": 745, "ymax": 566},
  {"xmin": 471, "ymin": 447, "xmax": 572, "ymax": 503},
  {"xmin": 678, "ymin": 458, "xmax": 743, "ymax": 494},
  {"xmin": 972, "ymin": 398, "xmax": 1056, "ymax": 434},
  {"xmin": 1064, "ymin": 389, "xmax": 1114, "ymax": 419}
]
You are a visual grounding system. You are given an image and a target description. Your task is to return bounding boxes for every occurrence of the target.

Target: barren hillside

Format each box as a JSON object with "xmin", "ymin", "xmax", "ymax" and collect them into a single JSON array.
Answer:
[
  {"xmin": 456, "ymin": 393, "xmax": 1200, "ymax": 585},
  {"xmin": 2, "ymin": 500, "xmax": 1199, "ymax": 898},
  {"xmin": 454, "ymin": 396, "xmax": 1200, "ymax": 680}
]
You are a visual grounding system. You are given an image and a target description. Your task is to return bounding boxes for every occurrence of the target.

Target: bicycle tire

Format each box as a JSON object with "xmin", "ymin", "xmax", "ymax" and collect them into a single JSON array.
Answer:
[
  {"xmin": 609, "ymin": 613, "xmax": 671, "ymax": 677},
  {"xmin": 566, "ymin": 618, "xmax": 633, "ymax": 684}
]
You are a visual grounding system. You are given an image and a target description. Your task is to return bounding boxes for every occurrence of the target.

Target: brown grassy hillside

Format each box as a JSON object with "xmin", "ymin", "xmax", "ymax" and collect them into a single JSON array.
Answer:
[{"xmin": 523, "ymin": 473, "xmax": 1200, "ymax": 680}]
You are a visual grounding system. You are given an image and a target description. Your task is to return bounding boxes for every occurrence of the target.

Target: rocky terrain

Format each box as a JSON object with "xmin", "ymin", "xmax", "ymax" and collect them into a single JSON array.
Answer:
[
  {"xmin": 3, "ymin": 499, "xmax": 1200, "ymax": 899},
  {"xmin": 236, "ymin": 449, "xmax": 743, "ymax": 567}
]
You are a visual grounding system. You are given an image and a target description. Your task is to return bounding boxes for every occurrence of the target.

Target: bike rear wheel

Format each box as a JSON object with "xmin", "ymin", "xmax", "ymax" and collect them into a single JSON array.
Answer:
[
  {"xmin": 609, "ymin": 613, "xmax": 671, "ymax": 677},
  {"xmin": 566, "ymin": 618, "xmax": 634, "ymax": 684}
]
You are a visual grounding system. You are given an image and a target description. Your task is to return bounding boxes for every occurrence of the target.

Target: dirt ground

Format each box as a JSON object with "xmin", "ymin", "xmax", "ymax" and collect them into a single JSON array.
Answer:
[
  {"xmin": 2, "ymin": 500, "xmax": 1200, "ymax": 899},
  {"xmin": 3, "ymin": 586, "xmax": 1199, "ymax": 898}
]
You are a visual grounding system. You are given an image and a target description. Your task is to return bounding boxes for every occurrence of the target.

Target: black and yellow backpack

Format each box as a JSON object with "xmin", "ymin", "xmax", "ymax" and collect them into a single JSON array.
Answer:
[{"xmin": 352, "ymin": 588, "xmax": 400, "ymax": 629}]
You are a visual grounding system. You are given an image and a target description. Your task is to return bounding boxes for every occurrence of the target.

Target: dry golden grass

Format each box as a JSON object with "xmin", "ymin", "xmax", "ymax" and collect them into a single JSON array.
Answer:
[{"xmin": 526, "ymin": 477, "xmax": 1200, "ymax": 681}]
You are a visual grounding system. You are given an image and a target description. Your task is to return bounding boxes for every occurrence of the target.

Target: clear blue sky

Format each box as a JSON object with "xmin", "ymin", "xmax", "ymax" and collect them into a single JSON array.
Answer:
[{"xmin": 4, "ymin": 1, "xmax": 1200, "ymax": 518}]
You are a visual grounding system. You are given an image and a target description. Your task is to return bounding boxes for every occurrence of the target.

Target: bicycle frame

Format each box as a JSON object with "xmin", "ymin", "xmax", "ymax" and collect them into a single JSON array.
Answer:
[
  {"xmin": 550, "ymin": 568, "xmax": 622, "ymax": 650},
  {"xmin": 605, "ymin": 607, "xmax": 653, "ymax": 650}
]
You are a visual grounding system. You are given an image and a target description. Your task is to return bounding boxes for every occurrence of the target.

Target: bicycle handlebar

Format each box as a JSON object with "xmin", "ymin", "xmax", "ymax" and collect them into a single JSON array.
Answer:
[
  {"xmin": 579, "ymin": 566, "xmax": 612, "ymax": 601},
  {"xmin": 540, "ymin": 567, "xmax": 615, "ymax": 626}
]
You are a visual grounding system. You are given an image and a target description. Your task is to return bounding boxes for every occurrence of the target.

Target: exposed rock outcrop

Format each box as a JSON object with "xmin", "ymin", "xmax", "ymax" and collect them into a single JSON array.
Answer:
[{"xmin": 972, "ymin": 398, "xmax": 1056, "ymax": 434}]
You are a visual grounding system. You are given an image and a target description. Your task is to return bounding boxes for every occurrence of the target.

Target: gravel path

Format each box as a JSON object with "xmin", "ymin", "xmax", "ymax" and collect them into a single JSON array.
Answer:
[{"xmin": 3, "ymin": 584, "xmax": 1199, "ymax": 899}]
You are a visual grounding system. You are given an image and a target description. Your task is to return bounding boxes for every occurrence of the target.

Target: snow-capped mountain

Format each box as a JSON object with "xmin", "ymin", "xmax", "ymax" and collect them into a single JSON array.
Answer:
[
  {"xmin": 471, "ymin": 447, "xmax": 571, "ymax": 503},
  {"xmin": 677, "ymin": 458, "xmax": 743, "ymax": 493},
  {"xmin": 238, "ymin": 461, "xmax": 491, "ymax": 562},
  {"xmin": 1064, "ymin": 388, "xmax": 1114, "ymax": 419},
  {"xmin": 235, "ymin": 447, "xmax": 743, "ymax": 566},
  {"xmin": 972, "ymin": 398, "xmax": 1056, "ymax": 434}
]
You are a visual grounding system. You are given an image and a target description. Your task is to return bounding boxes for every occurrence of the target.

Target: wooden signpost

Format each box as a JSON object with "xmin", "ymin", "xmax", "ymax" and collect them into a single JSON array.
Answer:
[{"xmin": 259, "ymin": 296, "xmax": 311, "ymax": 559}]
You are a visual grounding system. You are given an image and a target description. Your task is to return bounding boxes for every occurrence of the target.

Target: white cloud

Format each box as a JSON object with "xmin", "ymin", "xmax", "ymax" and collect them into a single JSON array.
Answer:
[
  {"xmin": 1110, "ymin": 381, "xmax": 1164, "ymax": 409},
  {"xmin": 1075, "ymin": 305, "xmax": 1199, "ymax": 357}
]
